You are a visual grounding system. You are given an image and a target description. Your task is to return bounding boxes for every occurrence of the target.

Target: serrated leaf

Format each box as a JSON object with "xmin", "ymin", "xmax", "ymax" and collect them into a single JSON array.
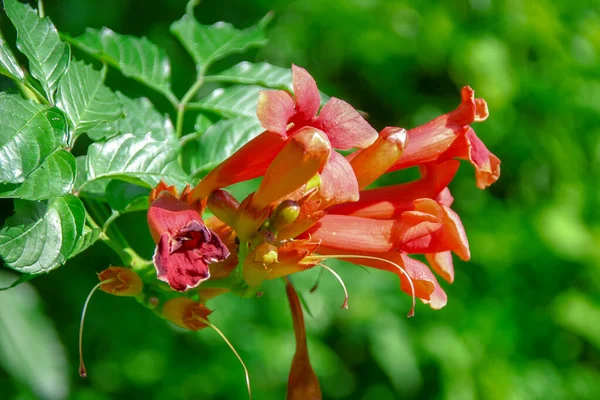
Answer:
[
  {"xmin": 188, "ymin": 85, "xmax": 263, "ymax": 118},
  {"xmin": 187, "ymin": 116, "xmax": 263, "ymax": 178},
  {"xmin": 87, "ymin": 92, "xmax": 173, "ymax": 141},
  {"xmin": 65, "ymin": 27, "xmax": 173, "ymax": 98},
  {"xmin": 171, "ymin": 12, "xmax": 270, "ymax": 72},
  {"xmin": 0, "ymin": 94, "xmax": 62, "ymax": 184},
  {"xmin": 207, "ymin": 61, "xmax": 292, "ymax": 90},
  {"xmin": 3, "ymin": 0, "xmax": 70, "ymax": 103},
  {"xmin": 0, "ymin": 149, "xmax": 76, "ymax": 200},
  {"xmin": 74, "ymin": 155, "xmax": 108, "ymax": 198},
  {"xmin": 56, "ymin": 60, "xmax": 122, "ymax": 138},
  {"xmin": 84, "ymin": 132, "xmax": 188, "ymax": 189},
  {"xmin": 0, "ymin": 30, "xmax": 25, "ymax": 82},
  {"xmin": 69, "ymin": 226, "xmax": 101, "ymax": 259},
  {"xmin": 0, "ymin": 195, "xmax": 85, "ymax": 274},
  {"xmin": 105, "ymin": 180, "xmax": 149, "ymax": 213}
]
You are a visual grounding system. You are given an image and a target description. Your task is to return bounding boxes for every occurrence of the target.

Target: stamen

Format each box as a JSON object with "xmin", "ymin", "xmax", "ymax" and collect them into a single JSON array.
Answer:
[
  {"xmin": 197, "ymin": 317, "xmax": 252, "ymax": 400},
  {"xmin": 312, "ymin": 255, "xmax": 416, "ymax": 317},
  {"xmin": 79, "ymin": 278, "xmax": 116, "ymax": 378},
  {"xmin": 317, "ymin": 263, "xmax": 349, "ymax": 309}
]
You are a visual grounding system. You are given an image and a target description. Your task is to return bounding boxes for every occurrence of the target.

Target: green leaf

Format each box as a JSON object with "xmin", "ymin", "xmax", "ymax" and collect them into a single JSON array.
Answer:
[
  {"xmin": 69, "ymin": 225, "xmax": 101, "ymax": 259},
  {"xmin": 0, "ymin": 195, "xmax": 85, "ymax": 274},
  {"xmin": 0, "ymin": 30, "xmax": 25, "ymax": 82},
  {"xmin": 0, "ymin": 272, "xmax": 70, "ymax": 400},
  {"xmin": 0, "ymin": 94, "xmax": 62, "ymax": 184},
  {"xmin": 0, "ymin": 149, "xmax": 76, "ymax": 200},
  {"xmin": 74, "ymin": 155, "xmax": 109, "ymax": 198},
  {"xmin": 207, "ymin": 61, "xmax": 292, "ymax": 90},
  {"xmin": 87, "ymin": 92, "xmax": 173, "ymax": 141},
  {"xmin": 171, "ymin": 12, "xmax": 271, "ymax": 72},
  {"xmin": 188, "ymin": 85, "xmax": 263, "ymax": 118},
  {"xmin": 105, "ymin": 180, "xmax": 149, "ymax": 213},
  {"xmin": 56, "ymin": 60, "xmax": 122, "ymax": 139},
  {"xmin": 64, "ymin": 28, "xmax": 173, "ymax": 99},
  {"xmin": 3, "ymin": 0, "xmax": 70, "ymax": 103},
  {"xmin": 187, "ymin": 116, "xmax": 263, "ymax": 178},
  {"xmin": 84, "ymin": 132, "xmax": 188, "ymax": 189}
]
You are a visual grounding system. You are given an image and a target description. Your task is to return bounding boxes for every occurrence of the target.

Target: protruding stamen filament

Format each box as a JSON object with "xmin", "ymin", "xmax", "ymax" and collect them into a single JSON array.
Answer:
[
  {"xmin": 309, "ymin": 267, "xmax": 325, "ymax": 293},
  {"xmin": 79, "ymin": 279, "xmax": 116, "ymax": 378},
  {"xmin": 312, "ymin": 255, "xmax": 416, "ymax": 317},
  {"xmin": 197, "ymin": 318, "xmax": 252, "ymax": 400},
  {"xmin": 317, "ymin": 264, "xmax": 349, "ymax": 309}
]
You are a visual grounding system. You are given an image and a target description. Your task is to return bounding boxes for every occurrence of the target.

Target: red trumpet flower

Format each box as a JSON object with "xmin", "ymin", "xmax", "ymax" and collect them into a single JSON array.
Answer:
[{"xmin": 147, "ymin": 184, "xmax": 230, "ymax": 291}]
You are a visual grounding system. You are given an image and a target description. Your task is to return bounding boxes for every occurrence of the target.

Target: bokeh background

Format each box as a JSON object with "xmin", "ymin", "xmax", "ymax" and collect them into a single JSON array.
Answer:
[{"xmin": 1, "ymin": 0, "xmax": 600, "ymax": 399}]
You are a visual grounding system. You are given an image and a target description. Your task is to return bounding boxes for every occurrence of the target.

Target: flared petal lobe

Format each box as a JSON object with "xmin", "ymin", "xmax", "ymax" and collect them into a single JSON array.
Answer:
[
  {"xmin": 292, "ymin": 64, "xmax": 321, "ymax": 121},
  {"xmin": 257, "ymin": 90, "xmax": 295, "ymax": 136},
  {"xmin": 162, "ymin": 298, "xmax": 212, "ymax": 331},
  {"xmin": 315, "ymin": 97, "xmax": 378, "ymax": 150},
  {"xmin": 391, "ymin": 86, "xmax": 489, "ymax": 171},
  {"xmin": 318, "ymin": 151, "xmax": 360, "ymax": 207},
  {"xmin": 98, "ymin": 267, "xmax": 143, "ymax": 297}
]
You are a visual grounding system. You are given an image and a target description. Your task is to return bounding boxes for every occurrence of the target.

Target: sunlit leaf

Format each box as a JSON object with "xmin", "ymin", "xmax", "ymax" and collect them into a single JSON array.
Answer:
[
  {"xmin": 0, "ymin": 195, "xmax": 85, "ymax": 274},
  {"xmin": 207, "ymin": 62, "xmax": 292, "ymax": 90},
  {"xmin": 188, "ymin": 85, "xmax": 262, "ymax": 118},
  {"xmin": 87, "ymin": 92, "xmax": 173, "ymax": 141},
  {"xmin": 84, "ymin": 132, "xmax": 188, "ymax": 189},
  {"xmin": 65, "ymin": 27, "xmax": 173, "ymax": 99},
  {"xmin": 74, "ymin": 155, "xmax": 108, "ymax": 198},
  {"xmin": 0, "ymin": 149, "xmax": 76, "ymax": 200},
  {"xmin": 69, "ymin": 226, "xmax": 101, "ymax": 259},
  {"xmin": 3, "ymin": 0, "xmax": 70, "ymax": 102},
  {"xmin": 186, "ymin": 116, "xmax": 263, "ymax": 178},
  {"xmin": 0, "ymin": 94, "xmax": 62, "ymax": 184},
  {"xmin": 171, "ymin": 12, "xmax": 270, "ymax": 72},
  {"xmin": 56, "ymin": 60, "xmax": 122, "ymax": 139},
  {"xmin": 0, "ymin": 31, "xmax": 25, "ymax": 82}
]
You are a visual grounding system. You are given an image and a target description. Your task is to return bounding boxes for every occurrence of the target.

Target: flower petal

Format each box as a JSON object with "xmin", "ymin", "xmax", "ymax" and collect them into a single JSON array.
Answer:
[
  {"xmin": 308, "ymin": 214, "xmax": 400, "ymax": 253},
  {"xmin": 252, "ymin": 127, "xmax": 331, "ymax": 210},
  {"xmin": 330, "ymin": 160, "xmax": 460, "ymax": 219},
  {"xmin": 188, "ymin": 130, "xmax": 286, "ymax": 202},
  {"xmin": 292, "ymin": 64, "xmax": 321, "ymax": 121},
  {"xmin": 425, "ymin": 251, "xmax": 454, "ymax": 283},
  {"xmin": 319, "ymin": 151, "xmax": 360, "ymax": 207},
  {"xmin": 315, "ymin": 97, "xmax": 378, "ymax": 150},
  {"xmin": 153, "ymin": 232, "xmax": 211, "ymax": 291},
  {"xmin": 162, "ymin": 298, "xmax": 212, "ymax": 331},
  {"xmin": 440, "ymin": 128, "xmax": 501, "ymax": 189},
  {"xmin": 349, "ymin": 127, "xmax": 408, "ymax": 189},
  {"xmin": 390, "ymin": 86, "xmax": 489, "ymax": 171},
  {"xmin": 257, "ymin": 90, "xmax": 296, "ymax": 136}
]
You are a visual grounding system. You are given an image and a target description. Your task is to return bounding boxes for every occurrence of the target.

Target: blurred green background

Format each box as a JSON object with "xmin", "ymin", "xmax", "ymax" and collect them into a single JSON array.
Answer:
[{"xmin": 1, "ymin": 0, "xmax": 600, "ymax": 399}]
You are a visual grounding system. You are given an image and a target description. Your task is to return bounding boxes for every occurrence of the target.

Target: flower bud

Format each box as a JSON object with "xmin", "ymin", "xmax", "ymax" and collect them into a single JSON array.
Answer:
[
  {"xmin": 207, "ymin": 189, "xmax": 240, "ymax": 229},
  {"xmin": 98, "ymin": 267, "xmax": 143, "ymax": 297},
  {"xmin": 162, "ymin": 297, "xmax": 212, "ymax": 331},
  {"xmin": 243, "ymin": 243, "xmax": 278, "ymax": 287},
  {"xmin": 269, "ymin": 200, "xmax": 301, "ymax": 232}
]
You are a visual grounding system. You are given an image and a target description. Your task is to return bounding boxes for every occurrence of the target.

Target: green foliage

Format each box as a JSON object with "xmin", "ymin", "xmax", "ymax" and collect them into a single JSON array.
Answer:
[
  {"xmin": 4, "ymin": 0, "xmax": 69, "ymax": 103},
  {"xmin": 64, "ymin": 27, "xmax": 175, "ymax": 101},
  {"xmin": 0, "ymin": 195, "xmax": 85, "ymax": 274},
  {"xmin": 56, "ymin": 60, "xmax": 122, "ymax": 140}
]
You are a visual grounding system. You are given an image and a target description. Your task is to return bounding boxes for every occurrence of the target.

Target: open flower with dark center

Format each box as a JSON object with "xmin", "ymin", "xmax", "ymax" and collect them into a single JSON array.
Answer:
[{"xmin": 147, "ymin": 184, "xmax": 230, "ymax": 291}]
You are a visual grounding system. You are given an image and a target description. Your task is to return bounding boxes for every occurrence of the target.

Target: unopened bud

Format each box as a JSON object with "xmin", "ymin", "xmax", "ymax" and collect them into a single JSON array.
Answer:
[
  {"xmin": 269, "ymin": 200, "xmax": 301, "ymax": 232},
  {"xmin": 98, "ymin": 267, "xmax": 143, "ymax": 297},
  {"xmin": 162, "ymin": 297, "xmax": 212, "ymax": 331},
  {"xmin": 207, "ymin": 189, "xmax": 240, "ymax": 229},
  {"xmin": 243, "ymin": 243, "xmax": 278, "ymax": 287}
]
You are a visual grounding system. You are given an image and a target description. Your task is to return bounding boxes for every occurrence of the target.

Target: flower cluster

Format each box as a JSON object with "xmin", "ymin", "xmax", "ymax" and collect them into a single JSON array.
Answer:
[{"xmin": 97, "ymin": 65, "xmax": 500, "ymax": 397}]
